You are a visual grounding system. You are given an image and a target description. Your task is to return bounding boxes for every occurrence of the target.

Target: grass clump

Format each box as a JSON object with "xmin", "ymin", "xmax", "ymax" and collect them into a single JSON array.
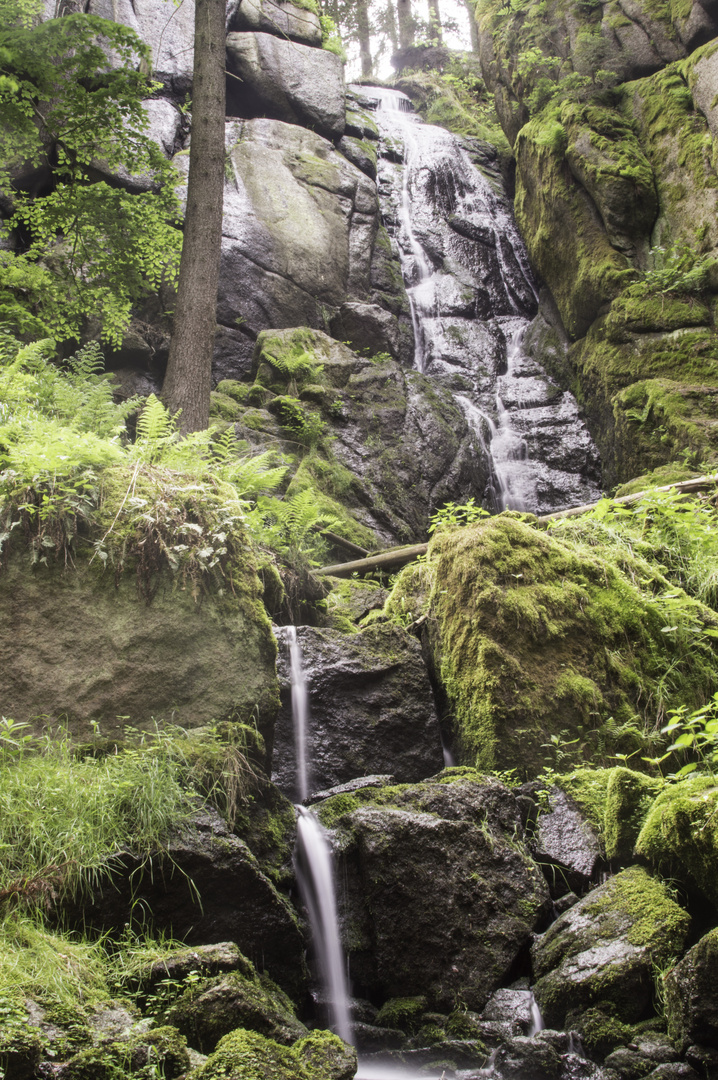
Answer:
[{"xmin": 0, "ymin": 726, "xmax": 196, "ymax": 908}]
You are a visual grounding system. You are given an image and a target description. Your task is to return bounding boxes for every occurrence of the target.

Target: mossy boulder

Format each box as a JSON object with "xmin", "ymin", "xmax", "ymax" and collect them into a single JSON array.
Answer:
[
  {"xmin": 61, "ymin": 1026, "xmax": 189, "ymax": 1080},
  {"xmin": 294, "ymin": 1030, "xmax": 357, "ymax": 1080},
  {"xmin": 634, "ymin": 776, "xmax": 718, "ymax": 907},
  {"xmin": 386, "ymin": 515, "xmax": 718, "ymax": 775},
  {"xmin": 664, "ymin": 928, "xmax": 718, "ymax": 1050},
  {"xmin": 0, "ymin": 550, "xmax": 279, "ymax": 744},
  {"xmin": 189, "ymin": 1029, "xmax": 309, "ymax": 1080},
  {"xmin": 532, "ymin": 866, "xmax": 691, "ymax": 1027},
  {"xmin": 167, "ymin": 967, "xmax": 307, "ymax": 1054},
  {"xmin": 316, "ymin": 771, "xmax": 551, "ymax": 1011}
]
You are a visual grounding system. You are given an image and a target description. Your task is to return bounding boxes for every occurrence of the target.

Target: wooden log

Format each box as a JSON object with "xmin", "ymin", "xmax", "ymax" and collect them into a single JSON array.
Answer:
[
  {"xmin": 316, "ymin": 474, "xmax": 718, "ymax": 578},
  {"xmin": 320, "ymin": 530, "xmax": 371, "ymax": 558},
  {"xmin": 316, "ymin": 543, "xmax": 429, "ymax": 577}
]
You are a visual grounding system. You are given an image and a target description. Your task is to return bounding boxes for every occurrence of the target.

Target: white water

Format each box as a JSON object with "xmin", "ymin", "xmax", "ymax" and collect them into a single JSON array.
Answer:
[
  {"xmin": 294, "ymin": 807, "xmax": 354, "ymax": 1045},
  {"xmin": 358, "ymin": 85, "xmax": 601, "ymax": 516},
  {"xmin": 284, "ymin": 626, "xmax": 309, "ymax": 802},
  {"xmin": 528, "ymin": 992, "xmax": 545, "ymax": 1037}
]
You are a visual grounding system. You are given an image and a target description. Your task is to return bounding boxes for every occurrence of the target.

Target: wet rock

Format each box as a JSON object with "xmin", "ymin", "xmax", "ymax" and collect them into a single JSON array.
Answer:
[
  {"xmin": 307, "ymin": 775, "xmax": 396, "ymax": 804},
  {"xmin": 272, "ymin": 624, "xmax": 444, "ymax": 800},
  {"xmin": 192, "ymin": 120, "xmax": 376, "ymax": 350},
  {"xmin": 226, "ymin": 32, "xmax": 345, "ymax": 140},
  {"xmin": 337, "ymin": 137, "xmax": 378, "ymax": 180},
  {"xmin": 482, "ymin": 989, "xmax": 535, "ymax": 1034},
  {"xmin": 167, "ymin": 967, "xmax": 307, "ymax": 1053},
  {"xmin": 318, "ymin": 773, "xmax": 551, "ymax": 1011},
  {"xmin": 353, "ymin": 1023, "xmax": 406, "ymax": 1052},
  {"xmin": 69, "ymin": 808, "xmax": 307, "ymax": 1000},
  {"xmin": 643, "ymin": 1067, "xmax": 700, "ymax": 1080},
  {"xmin": 135, "ymin": 942, "xmax": 252, "ymax": 992},
  {"xmin": 494, "ymin": 1035, "xmax": 563, "ymax": 1080},
  {"xmin": 532, "ymin": 787, "xmax": 602, "ymax": 894},
  {"xmin": 603, "ymin": 1040, "xmax": 682, "ymax": 1080},
  {"xmin": 685, "ymin": 1044, "xmax": 718, "ymax": 1079},
  {"xmin": 361, "ymin": 1042, "xmax": 488, "ymax": 1073},
  {"xmin": 664, "ymin": 928, "xmax": 718, "ymax": 1051},
  {"xmin": 532, "ymin": 867, "xmax": 690, "ymax": 1028},
  {"xmin": 227, "ymin": 0, "xmax": 322, "ymax": 46}
]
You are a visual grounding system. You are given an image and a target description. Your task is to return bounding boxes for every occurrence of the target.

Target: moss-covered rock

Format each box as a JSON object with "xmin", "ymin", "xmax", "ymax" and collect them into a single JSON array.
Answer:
[
  {"xmin": 386, "ymin": 515, "xmax": 718, "ymax": 775},
  {"xmin": 0, "ymin": 550, "xmax": 279, "ymax": 744},
  {"xmin": 62, "ymin": 1027, "xmax": 189, "ymax": 1080},
  {"xmin": 375, "ymin": 996, "xmax": 428, "ymax": 1033},
  {"xmin": 532, "ymin": 866, "xmax": 691, "ymax": 1027},
  {"xmin": 604, "ymin": 768, "xmax": 664, "ymax": 861},
  {"xmin": 569, "ymin": 1005, "xmax": 634, "ymax": 1059},
  {"xmin": 634, "ymin": 776, "xmax": 718, "ymax": 906},
  {"xmin": 189, "ymin": 1028, "xmax": 310, "ymax": 1080},
  {"xmin": 294, "ymin": 1030, "xmax": 356, "ymax": 1080},
  {"xmin": 167, "ymin": 967, "xmax": 308, "ymax": 1054}
]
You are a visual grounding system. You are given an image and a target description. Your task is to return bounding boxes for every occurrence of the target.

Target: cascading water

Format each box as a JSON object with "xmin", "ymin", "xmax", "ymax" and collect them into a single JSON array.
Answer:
[
  {"xmin": 278, "ymin": 627, "xmax": 354, "ymax": 1045},
  {"xmin": 355, "ymin": 85, "xmax": 602, "ymax": 515},
  {"xmin": 294, "ymin": 807, "xmax": 353, "ymax": 1044}
]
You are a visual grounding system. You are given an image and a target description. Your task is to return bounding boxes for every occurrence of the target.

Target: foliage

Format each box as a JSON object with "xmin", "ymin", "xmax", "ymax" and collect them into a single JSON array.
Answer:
[
  {"xmin": 0, "ymin": 13, "xmax": 182, "ymax": 343},
  {"xmin": 661, "ymin": 692, "xmax": 718, "ymax": 780},
  {"xmin": 428, "ymin": 496, "xmax": 489, "ymax": 534},
  {"xmin": 319, "ymin": 13, "xmax": 346, "ymax": 60},
  {"xmin": 0, "ymin": 337, "xmax": 290, "ymax": 592}
]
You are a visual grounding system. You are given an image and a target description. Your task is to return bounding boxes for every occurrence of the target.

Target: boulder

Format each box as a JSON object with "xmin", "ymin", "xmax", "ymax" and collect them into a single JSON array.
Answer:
[
  {"xmin": 532, "ymin": 866, "xmax": 691, "ymax": 1027},
  {"xmin": 167, "ymin": 967, "xmax": 308, "ymax": 1053},
  {"xmin": 67, "ymin": 809, "xmax": 307, "ymax": 1000},
  {"xmin": 664, "ymin": 928, "xmax": 718, "ymax": 1051},
  {"xmin": 531, "ymin": 787, "xmax": 602, "ymax": 893},
  {"xmin": 316, "ymin": 772, "xmax": 551, "ymax": 1010},
  {"xmin": 226, "ymin": 32, "xmax": 345, "ymax": 140},
  {"xmin": 87, "ymin": 0, "xmax": 195, "ymax": 83},
  {"xmin": 634, "ymin": 777, "xmax": 718, "ymax": 909},
  {"xmin": 272, "ymin": 624, "xmax": 445, "ymax": 800},
  {"xmin": 494, "ymin": 1035, "xmax": 563, "ymax": 1080},
  {"xmin": 189, "ymin": 1028, "xmax": 356, "ymax": 1080},
  {"xmin": 227, "ymin": 0, "xmax": 322, "ymax": 46},
  {"xmin": 0, "ymin": 557, "xmax": 278, "ymax": 742}
]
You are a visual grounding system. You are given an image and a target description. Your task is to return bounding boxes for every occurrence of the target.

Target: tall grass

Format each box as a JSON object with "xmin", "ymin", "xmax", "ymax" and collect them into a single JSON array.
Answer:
[{"xmin": 0, "ymin": 728, "xmax": 197, "ymax": 908}]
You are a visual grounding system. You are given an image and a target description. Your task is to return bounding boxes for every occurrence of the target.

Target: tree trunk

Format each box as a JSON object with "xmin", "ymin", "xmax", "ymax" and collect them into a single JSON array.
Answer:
[
  {"xmin": 385, "ymin": 0, "xmax": 399, "ymax": 53},
  {"xmin": 357, "ymin": 0, "xmax": 373, "ymax": 77},
  {"xmin": 162, "ymin": 0, "xmax": 226, "ymax": 433},
  {"xmin": 397, "ymin": 0, "xmax": 413, "ymax": 50},
  {"xmin": 462, "ymin": 0, "xmax": 480, "ymax": 53},
  {"xmin": 428, "ymin": 0, "xmax": 442, "ymax": 44}
]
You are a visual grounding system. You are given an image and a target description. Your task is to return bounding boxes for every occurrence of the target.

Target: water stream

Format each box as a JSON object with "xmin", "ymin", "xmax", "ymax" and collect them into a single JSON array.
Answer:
[{"xmin": 355, "ymin": 85, "xmax": 602, "ymax": 515}]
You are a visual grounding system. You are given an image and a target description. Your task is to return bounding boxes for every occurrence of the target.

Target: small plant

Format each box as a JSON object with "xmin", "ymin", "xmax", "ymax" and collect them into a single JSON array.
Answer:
[
  {"xmin": 662, "ymin": 692, "xmax": 718, "ymax": 780},
  {"xmin": 428, "ymin": 497, "xmax": 489, "ymax": 534}
]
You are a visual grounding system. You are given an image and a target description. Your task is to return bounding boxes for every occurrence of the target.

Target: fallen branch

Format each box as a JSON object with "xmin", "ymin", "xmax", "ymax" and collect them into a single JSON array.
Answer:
[{"xmin": 316, "ymin": 474, "xmax": 718, "ymax": 578}]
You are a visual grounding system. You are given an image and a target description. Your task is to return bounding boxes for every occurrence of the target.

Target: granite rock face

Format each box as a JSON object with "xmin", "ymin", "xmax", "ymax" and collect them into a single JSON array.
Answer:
[
  {"xmin": 226, "ymin": 32, "xmax": 346, "ymax": 139},
  {"xmin": 227, "ymin": 0, "xmax": 323, "ymax": 46}
]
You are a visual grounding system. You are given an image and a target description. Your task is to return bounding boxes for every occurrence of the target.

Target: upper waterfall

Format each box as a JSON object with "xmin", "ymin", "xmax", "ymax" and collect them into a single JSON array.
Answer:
[{"xmin": 353, "ymin": 85, "xmax": 602, "ymax": 516}]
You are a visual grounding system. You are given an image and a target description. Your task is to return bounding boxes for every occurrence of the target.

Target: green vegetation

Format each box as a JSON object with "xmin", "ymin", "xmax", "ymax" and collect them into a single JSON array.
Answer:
[
  {"xmin": 0, "ymin": 11, "xmax": 181, "ymax": 344},
  {"xmin": 192, "ymin": 1028, "xmax": 311, "ymax": 1080},
  {"xmin": 385, "ymin": 492, "xmax": 718, "ymax": 776},
  {"xmin": 635, "ymin": 776, "xmax": 718, "ymax": 905}
]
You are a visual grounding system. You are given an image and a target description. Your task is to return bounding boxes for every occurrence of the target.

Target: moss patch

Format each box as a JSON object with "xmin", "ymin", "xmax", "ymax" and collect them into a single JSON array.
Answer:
[
  {"xmin": 634, "ymin": 776, "xmax": 718, "ymax": 905},
  {"xmin": 191, "ymin": 1028, "xmax": 311, "ymax": 1080}
]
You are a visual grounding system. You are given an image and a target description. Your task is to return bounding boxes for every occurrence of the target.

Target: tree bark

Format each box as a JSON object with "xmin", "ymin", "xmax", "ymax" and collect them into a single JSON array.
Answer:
[
  {"xmin": 397, "ymin": 0, "xmax": 413, "ymax": 50},
  {"xmin": 356, "ymin": 0, "xmax": 373, "ymax": 77},
  {"xmin": 428, "ymin": 0, "xmax": 442, "ymax": 44},
  {"xmin": 462, "ymin": 0, "xmax": 479, "ymax": 53},
  {"xmin": 162, "ymin": 0, "xmax": 226, "ymax": 433}
]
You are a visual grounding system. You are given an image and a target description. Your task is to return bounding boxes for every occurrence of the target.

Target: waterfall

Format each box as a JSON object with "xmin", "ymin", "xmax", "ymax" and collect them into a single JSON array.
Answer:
[
  {"xmin": 356, "ymin": 85, "xmax": 602, "ymax": 516},
  {"xmin": 294, "ymin": 807, "xmax": 354, "ymax": 1044},
  {"xmin": 528, "ymin": 992, "xmax": 545, "ymax": 1037},
  {"xmin": 279, "ymin": 626, "xmax": 354, "ymax": 1045}
]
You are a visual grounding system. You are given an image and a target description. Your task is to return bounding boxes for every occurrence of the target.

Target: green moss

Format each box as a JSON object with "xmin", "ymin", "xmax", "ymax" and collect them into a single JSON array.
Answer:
[
  {"xmin": 215, "ymin": 379, "xmax": 252, "ymax": 404},
  {"xmin": 210, "ymin": 391, "xmax": 244, "ymax": 422},
  {"xmin": 614, "ymin": 463, "xmax": 705, "ymax": 497},
  {"xmin": 294, "ymin": 1030, "xmax": 356, "ymax": 1079},
  {"xmin": 570, "ymin": 1005, "xmax": 633, "ymax": 1057},
  {"xmin": 385, "ymin": 515, "xmax": 718, "ymax": 775},
  {"xmin": 634, "ymin": 776, "xmax": 718, "ymax": 904},
  {"xmin": 582, "ymin": 865, "xmax": 690, "ymax": 959},
  {"xmin": 376, "ymin": 996, "xmax": 428, "ymax": 1033},
  {"xmin": 604, "ymin": 768, "xmax": 663, "ymax": 860},
  {"xmin": 554, "ymin": 768, "xmax": 612, "ymax": 835},
  {"xmin": 192, "ymin": 1029, "xmax": 310, "ymax": 1080}
]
